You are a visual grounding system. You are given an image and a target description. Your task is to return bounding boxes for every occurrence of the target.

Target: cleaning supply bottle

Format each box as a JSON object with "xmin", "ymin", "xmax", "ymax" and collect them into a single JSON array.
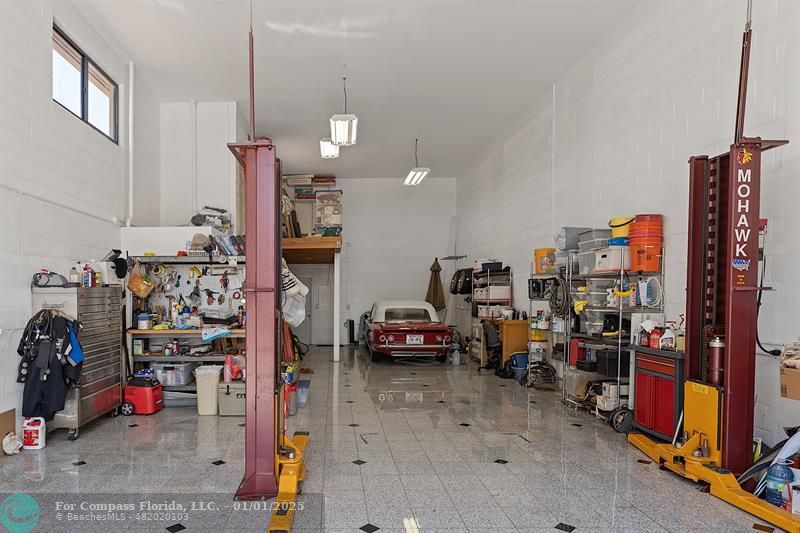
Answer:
[
  {"xmin": 660, "ymin": 322, "xmax": 676, "ymax": 350},
  {"xmin": 765, "ymin": 458, "xmax": 794, "ymax": 509},
  {"xmin": 69, "ymin": 265, "xmax": 80, "ymax": 284}
]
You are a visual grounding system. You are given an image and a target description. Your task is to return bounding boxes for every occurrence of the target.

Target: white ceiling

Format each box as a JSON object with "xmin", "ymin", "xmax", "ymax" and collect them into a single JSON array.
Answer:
[{"xmin": 75, "ymin": 0, "xmax": 638, "ymax": 179}]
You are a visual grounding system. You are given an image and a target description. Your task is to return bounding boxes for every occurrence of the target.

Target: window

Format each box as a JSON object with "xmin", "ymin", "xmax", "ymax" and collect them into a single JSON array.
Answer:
[
  {"xmin": 384, "ymin": 308, "xmax": 432, "ymax": 321},
  {"xmin": 52, "ymin": 26, "xmax": 118, "ymax": 142}
]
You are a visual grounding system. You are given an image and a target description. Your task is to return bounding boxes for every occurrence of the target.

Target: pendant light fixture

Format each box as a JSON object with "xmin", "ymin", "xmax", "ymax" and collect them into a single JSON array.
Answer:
[
  {"xmin": 329, "ymin": 76, "xmax": 358, "ymax": 146},
  {"xmin": 404, "ymin": 138, "xmax": 430, "ymax": 186},
  {"xmin": 319, "ymin": 137, "xmax": 339, "ymax": 159}
]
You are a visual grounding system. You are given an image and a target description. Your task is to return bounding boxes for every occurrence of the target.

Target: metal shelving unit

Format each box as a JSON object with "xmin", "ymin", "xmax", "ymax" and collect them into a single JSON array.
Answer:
[
  {"xmin": 562, "ymin": 248, "xmax": 666, "ymax": 416},
  {"xmin": 471, "ymin": 267, "xmax": 513, "ymax": 318}
]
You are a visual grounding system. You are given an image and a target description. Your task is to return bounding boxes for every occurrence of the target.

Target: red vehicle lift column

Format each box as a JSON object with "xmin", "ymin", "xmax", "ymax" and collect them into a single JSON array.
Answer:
[{"xmin": 229, "ymin": 139, "xmax": 281, "ymax": 499}]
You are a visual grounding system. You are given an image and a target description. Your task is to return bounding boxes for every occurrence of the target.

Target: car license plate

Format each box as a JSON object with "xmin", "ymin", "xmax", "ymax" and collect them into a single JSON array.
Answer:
[{"xmin": 406, "ymin": 335, "xmax": 424, "ymax": 345}]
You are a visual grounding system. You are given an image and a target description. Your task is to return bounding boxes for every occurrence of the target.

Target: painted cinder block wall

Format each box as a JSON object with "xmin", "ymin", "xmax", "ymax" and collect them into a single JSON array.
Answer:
[
  {"xmin": 0, "ymin": 1, "xmax": 159, "ymax": 427},
  {"xmin": 456, "ymin": 0, "xmax": 800, "ymax": 445}
]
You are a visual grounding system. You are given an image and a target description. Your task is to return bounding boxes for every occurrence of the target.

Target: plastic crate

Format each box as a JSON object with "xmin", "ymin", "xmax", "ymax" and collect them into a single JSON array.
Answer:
[
  {"xmin": 578, "ymin": 229, "xmax": 612, "ymax": 241},
  {"xmin": 152, "ymin": 362, "xmax": 198, "ymax": 387}
]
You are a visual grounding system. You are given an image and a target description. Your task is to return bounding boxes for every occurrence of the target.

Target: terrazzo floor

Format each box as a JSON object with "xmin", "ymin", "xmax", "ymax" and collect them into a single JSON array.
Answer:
[{"xmin": 0, "ymin": 345, "xmax": 780, "ymax": 532}]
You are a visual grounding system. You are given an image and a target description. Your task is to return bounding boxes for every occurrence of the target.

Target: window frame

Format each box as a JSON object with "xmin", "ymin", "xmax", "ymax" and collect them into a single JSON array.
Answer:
[{"xmin": 53, "ymin": 25, "xmax": 119, "ymax": 144}]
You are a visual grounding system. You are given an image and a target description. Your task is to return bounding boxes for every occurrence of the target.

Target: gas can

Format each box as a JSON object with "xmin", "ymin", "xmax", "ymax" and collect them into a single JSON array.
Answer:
[{"xmin": 22, "ymin": 417, "xmax": 46, "ymax": 450}]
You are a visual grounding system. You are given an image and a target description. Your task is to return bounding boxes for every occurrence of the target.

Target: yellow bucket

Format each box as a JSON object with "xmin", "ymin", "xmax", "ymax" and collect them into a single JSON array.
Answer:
[{"xmin": 609, "ymin": 216, "xmax": 635, "ymax": 238}]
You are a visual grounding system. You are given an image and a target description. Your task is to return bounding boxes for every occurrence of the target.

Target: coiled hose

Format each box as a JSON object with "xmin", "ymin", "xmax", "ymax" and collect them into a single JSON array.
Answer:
[{"xmin": 548, "ymin": 276, "xmax": 570, "ymax": 317}]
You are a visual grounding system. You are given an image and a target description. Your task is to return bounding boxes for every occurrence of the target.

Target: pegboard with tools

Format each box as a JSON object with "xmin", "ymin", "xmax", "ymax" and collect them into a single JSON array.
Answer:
[{"xmin": 134, "ymin": 261, "xmax": 246, "ymax": 325}]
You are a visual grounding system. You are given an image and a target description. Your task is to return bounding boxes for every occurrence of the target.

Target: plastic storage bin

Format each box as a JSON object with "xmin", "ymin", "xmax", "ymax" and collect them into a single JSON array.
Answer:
[
  {"xmin": 594, "ymin": 246, "xmax": 631, "ymax": 272},
  {"xmin": 596, "ymin": 349, "xmax": 631, "ymax": 377},
  {"xmin": 555, "ymin": 227, "xmax": 592, "ymax": 251},
  {"xmin": 163, "ymin": 391, "xmax": 197, "ymax": 408},
  {"xmin": 578, "ymin": 238, "xmax": 610, "ymax": 252},
  {"xmin": 585, "ymin": 322, "xmax": 605, "ymax": 335},
  {"xmin": 586, "ymin": 291, "xmax": 610, "ymax": 308},
  {"xmin": 586, "ymin": 278, "xmax": 616, "ymax": 292},
  {"xmin": 578, "ymin": 251, "xmax": 596, "ymax": 276},
  {"xmin": 578, "ymin": 229, "xmax": 612, "ymax": 242},
  {"xmin": 152, "ymin": 362, "xmax": 198, "ymax": 387},
  {"xmin": 195, "ymin": 365, "xmax": 222, "ymax": 415},
  {"xmin": 554, "ymin": 250, "xmax": 578, "ymax": 271},
  {"xmin": 217, "ymin": 381, "xmax": 246, "ymax": 416}
]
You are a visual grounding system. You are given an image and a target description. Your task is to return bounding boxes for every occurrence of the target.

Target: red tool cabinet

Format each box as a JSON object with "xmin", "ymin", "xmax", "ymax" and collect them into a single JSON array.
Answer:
[{"xmin": 633, "ymin": 347, "xmax": 685, "ymax": 441}]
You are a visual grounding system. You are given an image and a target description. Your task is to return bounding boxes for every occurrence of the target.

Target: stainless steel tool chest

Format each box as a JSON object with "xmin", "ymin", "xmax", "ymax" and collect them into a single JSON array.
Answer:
[{"xmin": 31, "ymin": 287, "xmax": 124, "ymax": 440}]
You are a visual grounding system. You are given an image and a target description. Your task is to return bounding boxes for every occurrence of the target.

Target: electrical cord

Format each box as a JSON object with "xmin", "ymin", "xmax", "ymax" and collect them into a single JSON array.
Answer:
[{"xmin": 756, "ymin": 254, "xmax": 781, "ymax": 356}]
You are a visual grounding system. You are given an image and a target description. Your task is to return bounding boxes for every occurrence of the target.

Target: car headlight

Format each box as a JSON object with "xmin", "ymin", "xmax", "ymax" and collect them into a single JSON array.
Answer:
[
  {"xmin": 444, "ymin": 335, "xmax": 451, "ymax": 342},
  {"xmin": 436, "ymin": 335, "xmax": 443, "ymax": 342},
  {"xmin": 387, "ymin": 335, "xmax": 395, "ymax": 343},
  {"xmin": 379, "ymin": 335, "xmax": 386, "ymax": 342}
]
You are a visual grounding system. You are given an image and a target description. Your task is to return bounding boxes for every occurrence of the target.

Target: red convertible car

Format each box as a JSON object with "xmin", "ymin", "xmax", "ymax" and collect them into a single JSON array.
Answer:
[{"xmin": 366, "ymin": 300, "xmax": 453, "ymax": 362}]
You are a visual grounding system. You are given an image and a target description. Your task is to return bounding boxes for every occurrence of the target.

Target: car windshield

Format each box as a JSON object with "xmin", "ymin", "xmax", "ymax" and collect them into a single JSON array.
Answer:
[{"xmin": 385, "ymin": 308, "xmax": 431, "ymax": 321}]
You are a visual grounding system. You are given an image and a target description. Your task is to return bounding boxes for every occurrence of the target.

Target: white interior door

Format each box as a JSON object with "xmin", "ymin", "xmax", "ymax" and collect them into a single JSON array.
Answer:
[{"xmin": 293, "ymin": 276, "xmax": 313, "ymax": 345}]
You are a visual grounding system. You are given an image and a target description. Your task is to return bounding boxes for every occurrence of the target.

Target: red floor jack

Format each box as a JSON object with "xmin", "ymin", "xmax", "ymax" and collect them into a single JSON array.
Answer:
[{"xmin": 627, "ymin": 1, "xmax": 797, "ymax": 531}]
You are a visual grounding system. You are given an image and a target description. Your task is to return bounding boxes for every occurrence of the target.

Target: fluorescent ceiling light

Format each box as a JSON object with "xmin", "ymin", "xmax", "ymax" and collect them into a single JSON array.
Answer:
[
  {"xmin": 329, "ymin": 114, "xmax": 358, "ymax": 146},
  {"xmin": 404, "ymin": 167, "xmax": 430, "ymax": 186},
  {"xmin": 404, "ymin": 138, "xmax": 430, "ymax": 185},
  {"xmin": 319, "ymin": 137, "xmax": 339, "ymax": 159},
  {"xmin": 330, "ymin": 76, "xmax": 358, "ymax": 146}
]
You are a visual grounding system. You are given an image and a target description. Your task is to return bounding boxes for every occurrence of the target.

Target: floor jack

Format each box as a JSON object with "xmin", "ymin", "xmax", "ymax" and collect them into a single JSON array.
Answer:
[{"xmin": 628, "ymin": 2, "xmax": 797, "ymax": 531}]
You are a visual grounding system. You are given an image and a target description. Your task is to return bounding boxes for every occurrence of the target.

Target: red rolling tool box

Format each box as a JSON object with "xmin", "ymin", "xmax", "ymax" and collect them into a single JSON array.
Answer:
[{"xmin": 121, "ymin": 377, "xmax": 163, "ymax": 416}]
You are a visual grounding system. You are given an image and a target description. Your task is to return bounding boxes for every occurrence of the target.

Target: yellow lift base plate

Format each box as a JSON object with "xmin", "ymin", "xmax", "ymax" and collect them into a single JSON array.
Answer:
[
  {"xmin": 268, "ymin": 431, "xmax": 310, "ymax": 533},
  {"xmin": 629, "ymin": 433, "xmax": 800, "ymax": 533}
]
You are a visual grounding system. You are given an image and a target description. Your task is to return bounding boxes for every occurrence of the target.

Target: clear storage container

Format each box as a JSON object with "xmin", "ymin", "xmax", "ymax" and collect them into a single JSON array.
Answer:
[
  {"xmin": 152, "ymin": 362, "xmax": 198, "ymax": 387},
  {"xmin": 578, "ymin": 229, "xmax": 612, "ymax": 241},
  {"xmin": 555, "ymin": 227, "xmax": 592, "ymax": 251},
  {"xmin": 583, "ymin": 309, "xmax": 611, "ymax": 324},
  {"xmin": 586, "ymin": 278, "xmax": 617, "ymax": 292},
  {"xmin": 585, "ymin": 322, "xmax": 605, "ymax": 335},
  {"xmin": 578, "ymin": 251, "xmax": 596, "ymax": 276},
  {"xmin": 586, "ymin": 291, "xmax": 609, "ymax": 308},
  {"xmin": 578, "ymin": 238, "xmax": 610, "ymax": 252},
  {"xmin": 554, "ymin": 250, "xmax": 579, "ymax": 272}
]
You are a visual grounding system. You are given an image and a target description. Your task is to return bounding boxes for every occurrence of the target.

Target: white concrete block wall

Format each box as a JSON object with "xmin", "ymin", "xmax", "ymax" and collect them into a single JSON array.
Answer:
[
  {"xmin": 339, "ymin": 177, "xmax": 457, "ymax": 343},
  {"xmin": 0, "ymin": 1, "xmax": 159, "ymax": 429},
  {"xmin": 159, "ymin": 101, "xmax": 241, "ymax": 229},
  {"xmin": 456, "ymin": 0, "xmax": 800, "ymax": 445}
]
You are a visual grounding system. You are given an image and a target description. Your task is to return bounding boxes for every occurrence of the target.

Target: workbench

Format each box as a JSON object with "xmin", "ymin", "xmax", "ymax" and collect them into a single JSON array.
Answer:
[{"xmin": 486, "ymin": 319, "xmax": 529, "ymax": 364}]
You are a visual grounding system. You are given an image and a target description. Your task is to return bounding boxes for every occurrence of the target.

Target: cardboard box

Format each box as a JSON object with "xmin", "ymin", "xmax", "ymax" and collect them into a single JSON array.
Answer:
[
  {"xmin": 0, "ymin": 409, "xmax": 17, "ymax": 437},
  {"xmin": 780, "ymin": 366, "xmax": 800, "ymax": 400}
]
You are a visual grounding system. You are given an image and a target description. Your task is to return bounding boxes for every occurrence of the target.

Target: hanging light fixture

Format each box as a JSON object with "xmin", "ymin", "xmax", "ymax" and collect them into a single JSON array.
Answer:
[
  {"xmin": 330, "ymin": 76, "xmax": 358, "ymax": 146},
  {"xmin": 319, "ymin": 137, "xmax": 339, "ymax": 159},
  {"xmin": 404, "ymin": 138, "xmax": 430, "ymax": 186}
]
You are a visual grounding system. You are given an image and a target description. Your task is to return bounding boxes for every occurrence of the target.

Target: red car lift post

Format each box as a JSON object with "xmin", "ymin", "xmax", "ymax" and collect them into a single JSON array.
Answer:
[
  {"xmin": 226, "ymin": 13, "xmax": 309, "ymax": 532},
  {"xmin": 229, "ymin": 138, "xmax": 281, "ymax": 500}
]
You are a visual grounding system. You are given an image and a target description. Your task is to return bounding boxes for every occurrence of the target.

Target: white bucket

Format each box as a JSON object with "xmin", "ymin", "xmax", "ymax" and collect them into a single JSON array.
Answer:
[
  {"xmin": 195, "ymin": 366, "xmax": 223, "ymax": 415},
  {"xmin": 22, "ymin": 417, "xmax": 46, "ymax": 450}
]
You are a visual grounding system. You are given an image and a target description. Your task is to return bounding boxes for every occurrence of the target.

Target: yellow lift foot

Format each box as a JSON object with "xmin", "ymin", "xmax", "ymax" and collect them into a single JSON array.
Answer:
[{"xmin": 268, "ymin": 431, "xmax": 310, "ymax": 533}]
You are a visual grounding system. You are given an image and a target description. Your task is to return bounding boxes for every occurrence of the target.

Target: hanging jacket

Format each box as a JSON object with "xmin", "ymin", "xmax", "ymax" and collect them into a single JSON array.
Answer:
[{"xmin": 17, "ymin": 310, "xmax": 83, "ymax": 420}]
